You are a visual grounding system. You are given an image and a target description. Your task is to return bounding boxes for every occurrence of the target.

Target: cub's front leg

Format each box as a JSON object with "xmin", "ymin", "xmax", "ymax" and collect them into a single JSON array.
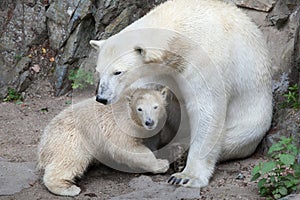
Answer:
[{"xmin": 115, "ymin": 143, "xmax": 169, "ymax": 174}]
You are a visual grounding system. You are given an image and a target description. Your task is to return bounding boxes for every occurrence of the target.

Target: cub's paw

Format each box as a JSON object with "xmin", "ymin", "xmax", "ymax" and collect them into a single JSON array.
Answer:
[
  {"xmin": 50, "ymin": 185, "xmax": 81, "ymax": 197},
  {"xmin": 167, "ymin": 172, "xmax": 209, "ymax": 188},
  {"xmin": 153, "ymin": 159, "xmax": 169, "ymax": 174}
]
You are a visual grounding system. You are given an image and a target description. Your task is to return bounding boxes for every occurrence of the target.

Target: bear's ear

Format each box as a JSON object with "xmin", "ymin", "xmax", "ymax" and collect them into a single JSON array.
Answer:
[
  {"xmin": 90, "ymin": 40, "xmax": 105, "ymax": 51},
  {"xmin": 125, "ymin": 95, "xmax": 132, "ymax": 103},
  {"xmin": 134, "ymin": 46, "xmax": 164, "ymax": 63},
  {"xmin": 160, "ymin": 87, "xmax": 169, "ymax": 101}
]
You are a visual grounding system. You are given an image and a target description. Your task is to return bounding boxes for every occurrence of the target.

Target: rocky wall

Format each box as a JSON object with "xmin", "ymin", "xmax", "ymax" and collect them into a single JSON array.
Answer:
[{"xmin": 0, "ymin": 0, "xmax": 166, "ymax": 99}]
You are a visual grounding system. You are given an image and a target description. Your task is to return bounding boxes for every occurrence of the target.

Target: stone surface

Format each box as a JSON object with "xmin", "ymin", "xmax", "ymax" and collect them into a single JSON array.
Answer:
[
  {"xmin": 261, "ymin": 109, "xmax": 300, "ymax": 154},
  {"xmin": 293, "ymin": 7, "xmax": 300, "ymax": 90},
  {"xmin": 234, "ymin": 0, "xmax": 276, "ymax": 12},
  {"xmin": 0, "ymin": 161, "xmax": 37, "ymax": 195},
  {"xmin": 279, "ymin": 194, "xmax": 300, "ymax": 200},
  {"xmin": 46, "ymin": 0, "xmax": 167, "ymax": 96},
  {"xmin": 267, "ymin": 0, "xmax": 298, "ymax": 28},
  {"xmin": 46, "ymin": 0, "xmax": 94, "ymax": 50},
  {"xmin": 111, "ymin": 175, "xmax": 200, "ymax": 200},
  {"xmin": 54, "ymin": 17, "xmax": 95, "ymax": 96},
  {"xmin": 0, "ymin": 1, "xmax": 48, "ymax": 99}
]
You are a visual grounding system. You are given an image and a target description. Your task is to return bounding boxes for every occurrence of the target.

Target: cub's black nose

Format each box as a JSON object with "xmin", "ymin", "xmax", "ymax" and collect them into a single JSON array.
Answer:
[
  {"xmin": 145, "ymin": 120, "xmax": 154, "ymax": 127},
  {"xmin": 96, "ymin": 96, "xmax": 108, "ymax": 105}
]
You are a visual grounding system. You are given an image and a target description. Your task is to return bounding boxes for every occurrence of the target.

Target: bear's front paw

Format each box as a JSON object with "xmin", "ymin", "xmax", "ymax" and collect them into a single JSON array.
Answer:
[
  {"xmin": 153, "ymin": 159, "xmax": 169, "ymax": 174},
  {"xmin": 168, "ymin": 172, "xmax": 209, "ymax": 188}
]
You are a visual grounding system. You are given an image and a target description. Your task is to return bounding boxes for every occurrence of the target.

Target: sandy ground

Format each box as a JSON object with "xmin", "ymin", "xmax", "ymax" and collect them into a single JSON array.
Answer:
[{"xmin": 0, "ymin": 79, "xmax": 269, "ymax": 200}]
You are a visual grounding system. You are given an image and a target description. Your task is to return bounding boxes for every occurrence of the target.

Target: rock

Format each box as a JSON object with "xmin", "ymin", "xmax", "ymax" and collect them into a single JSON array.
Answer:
[
  {"xmin": 294, "ymin": 13, "xmax": 300, "ymax": 67},
  {"xmin": 49, "ymin": 0, "xmax": 166, "ymax": 96},
  {"xmin": 0, "ymin": 1, "xmax": 47, "ymax": 99},
  {"xmin": 290, "ymin": 6, "xmax": 300, "ymax": 85},
  {"xmin": 111, "ymin": 175, "xmax": 200, "ymax": 200},
  {"xmin": 54, "ymin": 17, "xmax": 95, "ymax": 96},
  {"xmin": 102, "ymin": 6, "xmax": 136, "ymax": 39},
  {"xmin": 46, "ymin": 0, "xmax": 94, "ymax": 50},
  {"xmin": 267, "ymin": 0, "xmax": 292, "ymax": 28},
  {"xmin": 279, "ymin": 194, "xmax": 300, "ymax": 200},
  {"xmin": 262, "ymin": 109, "xmax": 300, "ymax": 154},
  {"xmin": 280, "ymin": 40, "xmax": 296, "ymax": 75},
  {"xmin": 252, "ymin": 2, "xmax": 300, "ymax": 81},
  {"xmin": 292, "ymin": 7, "xmax": 300, "ymax": 87},
  {"xmin": 14, "ymin": 57, "xmax": 33, "ymax": 92},
  {"xmin": 233, "ymin": 0, "xmax": 276, "ymax": 12},
  {"xmin": 0, "ymin": 161, "xmax": 37, "ymax": 195}
]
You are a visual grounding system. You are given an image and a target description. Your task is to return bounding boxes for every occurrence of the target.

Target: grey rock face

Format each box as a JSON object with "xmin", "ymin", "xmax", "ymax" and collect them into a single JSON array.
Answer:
[
  {"xmin": 46, "ymin": 0, "xmax": 94, "ymax": 50},
  {"xmin": 261, "ymin": 109, "xmax": 300, "ymax": 165},
  {"xmin": 234, "ymin": 0, "xmax": 276, "ymax": 12},
  {"xmin": 47, "ymin": 0, "xmax": 166, "ymax": 96},
  {"xmin": 267, "ymin": 0, "xmax": 299, "ymax": 28},
  {"xmin": 0, "ymin": 1, "xmax": 47, "ymax": 99}
]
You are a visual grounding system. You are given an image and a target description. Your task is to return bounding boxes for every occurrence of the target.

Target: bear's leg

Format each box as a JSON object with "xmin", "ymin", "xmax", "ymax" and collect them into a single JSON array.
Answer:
[
  {"xmin": 43, "ymin": 158, "xmax": 89, "ymax": 196},
  {"xmin": 119, "ymin": 144, "xmax": 169, "ymax": 173},
  {"xmin": 220, "ymin": 102, "xmax": 272, "ymax": 161},
  {"xmin": 167, "ymin": 99, "xmax": 224, "ymax": 188}
]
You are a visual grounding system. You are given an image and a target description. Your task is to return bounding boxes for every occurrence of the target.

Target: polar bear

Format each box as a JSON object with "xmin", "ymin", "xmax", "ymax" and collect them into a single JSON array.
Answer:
[
  {"xmin": 90, "ymin": 0, "xmax": 273, "ymax": 188},
  {"xmin": 37, "ymin": 87, "xmax": 170, "ymax": 196}
]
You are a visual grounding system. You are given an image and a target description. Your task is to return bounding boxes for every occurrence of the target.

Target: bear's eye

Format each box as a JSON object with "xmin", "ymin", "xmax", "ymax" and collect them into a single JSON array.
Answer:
[
  {"xmin": 153, "ymin": 106, "xmax": 158, "ymax": 109},
  {"xmin": 137, "ymin": 108, "xmax": 142, "ymax": 112},
  {"xmin": 113, "ymin": 71, "xmax": 122, "ymax": 76}
]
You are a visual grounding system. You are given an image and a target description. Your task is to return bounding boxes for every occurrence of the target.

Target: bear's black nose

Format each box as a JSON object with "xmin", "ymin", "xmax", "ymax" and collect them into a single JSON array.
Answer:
[
  {"xmin": 96, "ymin": 96, "xmax": 108, "ymax": 105},
  {"xmin": 145, "ymin": 120, "xmax": 154, "ymax": 127}
]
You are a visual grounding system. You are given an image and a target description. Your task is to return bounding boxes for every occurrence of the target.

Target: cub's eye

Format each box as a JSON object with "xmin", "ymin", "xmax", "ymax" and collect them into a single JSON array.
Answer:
[
  {"xmin": 153, "ymin": 106, "xmax": 158, "ymax": 109},
  {"xmin": 113, "ymin": 71, "xmax": 122, "ymax": 76},
  {"xmin": 137, "ymin": 108, "xmax": 142, "ymax": 112}
]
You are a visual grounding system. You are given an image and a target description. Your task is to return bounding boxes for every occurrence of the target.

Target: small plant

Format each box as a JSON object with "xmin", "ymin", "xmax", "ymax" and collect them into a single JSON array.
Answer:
[
  {"xmin": 14, "ymin": 54, "xmax": 22, "ymax": 61},
  {"xmin": 282, "ymin": 84, "xmax": 299, "ymax": 109},
  {"xmin": 68, "ymin": 68, "xmax": 94, "ymax": 89},
  {"xmin": 65, "ymin": 100, "xmax": 72, "ymax": 105},
  {"xmin": 251, "ymin": 136, "xmax": 300, "ymax": 199},
  {"xmin": 3, "ymin": 88, "xmax": 22, "ymax": 103}
]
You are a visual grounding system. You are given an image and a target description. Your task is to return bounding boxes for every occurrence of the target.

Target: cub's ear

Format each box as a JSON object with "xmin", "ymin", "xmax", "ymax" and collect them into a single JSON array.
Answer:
[
  {"xmin": 134, "ymin": 46, "xmax": 164, "ymax": 63},
  {"xmin": 125, "ymin": 95, "xmax": 132, "ymax": 103},
  {"xmin": 90, "ymin": 40, "xmax": 105, "ymax": 51},
  {"xmin": 160, "ymin": 87, "xmax": 169, "ymax": 100}
]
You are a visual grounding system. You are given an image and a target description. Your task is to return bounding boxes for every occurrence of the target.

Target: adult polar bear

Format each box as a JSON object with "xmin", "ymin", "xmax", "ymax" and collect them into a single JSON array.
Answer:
[{"xmin": 90, "ymin": 0, "xmax": 272, "ymax": 188}]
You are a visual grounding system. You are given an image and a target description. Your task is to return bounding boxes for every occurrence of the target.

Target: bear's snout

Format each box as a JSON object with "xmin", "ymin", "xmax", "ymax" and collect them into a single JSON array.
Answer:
[
  {"xmin": 96, "ymin": 95, "xmax": 108, "ymax": 105},
  {"xmin": 145, "ymin": 119, "xmax": 154, "ymax": 127}
]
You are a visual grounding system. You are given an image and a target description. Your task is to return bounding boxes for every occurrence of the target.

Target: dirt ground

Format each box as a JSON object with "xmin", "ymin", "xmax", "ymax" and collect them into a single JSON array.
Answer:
[{"xmin": 0, "ymin": 79, "xmax": 270, "ymax": 200}]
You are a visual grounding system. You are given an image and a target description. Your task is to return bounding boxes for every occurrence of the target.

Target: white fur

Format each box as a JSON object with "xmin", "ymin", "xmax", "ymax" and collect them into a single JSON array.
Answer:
[
  {"xmin": 37, "ymin": 89, "xmax": 170, "ymax": 196},
  {"xmin": 90, "ymin": 0, "xmax": 272, "ymax": 188}
]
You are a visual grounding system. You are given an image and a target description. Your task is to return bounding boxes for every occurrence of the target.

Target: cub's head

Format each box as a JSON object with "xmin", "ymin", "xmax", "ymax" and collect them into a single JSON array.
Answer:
[{"xmin": 127, "ymin": 87, "xmax": 169, "ymax": 130}]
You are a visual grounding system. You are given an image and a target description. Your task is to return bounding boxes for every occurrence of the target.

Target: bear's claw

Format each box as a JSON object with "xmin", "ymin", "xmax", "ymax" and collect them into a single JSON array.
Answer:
[
  {"xmin": 168, "ymin": 176, "xmax": 189, "ymax": 185},
  {"xmin": 167, "ymin": 172, "xmax": 209, "ymax": 188},
  {"xmin": 182, "ymin": 179, "xmax": 189, "ymax": 184}
]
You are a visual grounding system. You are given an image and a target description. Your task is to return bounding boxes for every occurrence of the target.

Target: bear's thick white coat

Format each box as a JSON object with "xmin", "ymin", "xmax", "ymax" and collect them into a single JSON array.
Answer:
[
  {"xmin": 37, "ymin": 88, "xmax": 170, "ymax": 196},
  {"xmin": 90, "ymin": 0, "xmax": 273, "ymax": 188}
]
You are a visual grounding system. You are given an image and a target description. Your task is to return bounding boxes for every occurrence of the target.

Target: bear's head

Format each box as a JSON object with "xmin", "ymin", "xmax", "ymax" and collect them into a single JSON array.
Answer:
[
  {"xmin": 89, "ymin": 29, "xmax": 181, "ymax": 105},
  {"xmin": 127, "ymin": 87, "xmax": 169, "ymax": 131}
]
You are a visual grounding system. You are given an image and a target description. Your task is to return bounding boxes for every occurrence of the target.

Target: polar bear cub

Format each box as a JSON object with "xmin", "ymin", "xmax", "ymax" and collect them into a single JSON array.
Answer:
[{"xmin": 37, "ymin": 87, "xmax": 170, "ymax": 196}]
